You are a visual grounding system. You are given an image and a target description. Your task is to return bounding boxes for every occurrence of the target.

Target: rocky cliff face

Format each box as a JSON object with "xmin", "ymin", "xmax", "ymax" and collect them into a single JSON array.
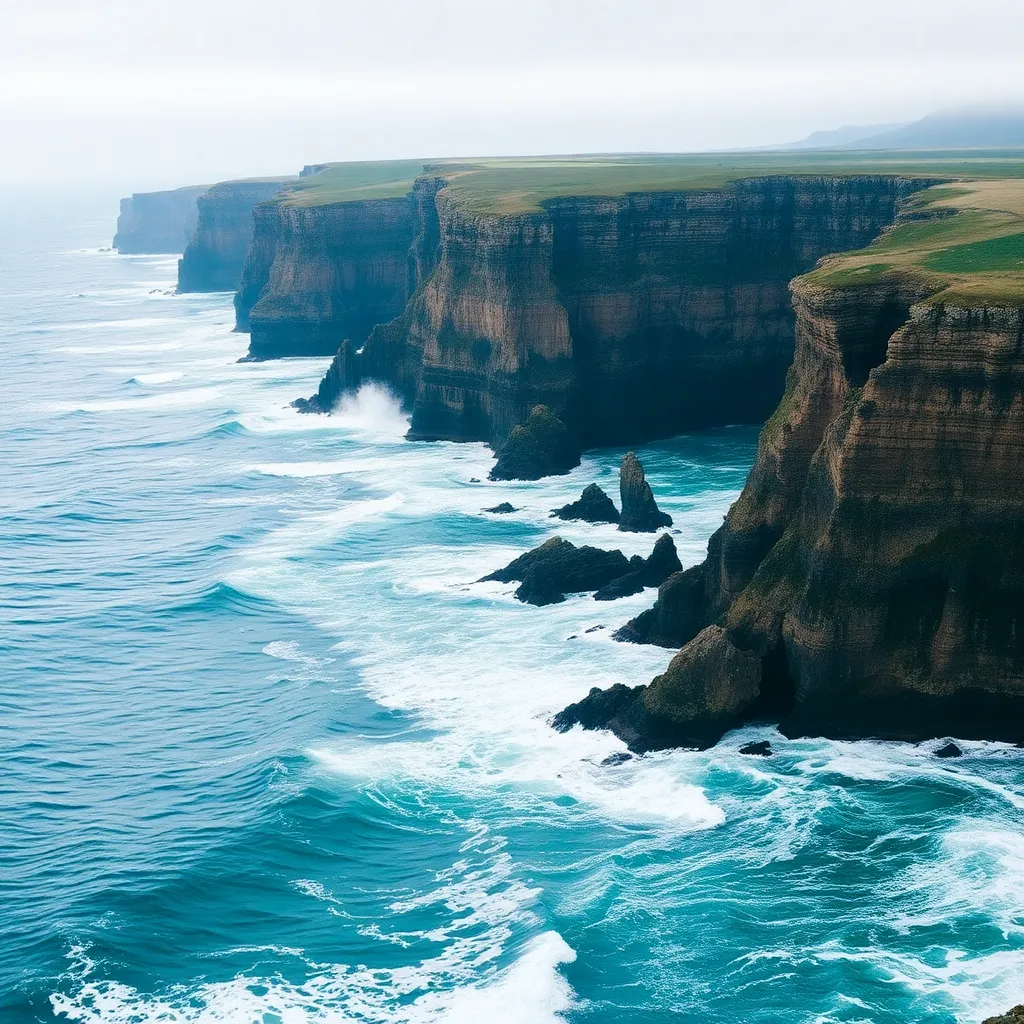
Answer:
[
  {"xmin": 114, "ymin": 186, "xmax": 206, "ymax": 254},
  {"xmin": 575, "ymin": 275, "xmax": 1024, "ymax": 749},
  {"xmin": 303, "ymin": 174, "xmax": 927, "ymax": 447},
  {"xmin": 177, "ymin": 179, "xmax": 293, "ymax": 293},
  {"xmin": 238, "ymin": 194, "xmax": 417, "ymax": 359}
]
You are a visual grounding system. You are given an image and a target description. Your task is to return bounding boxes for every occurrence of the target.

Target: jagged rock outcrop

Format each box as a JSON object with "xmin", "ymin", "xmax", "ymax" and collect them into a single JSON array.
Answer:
[
  {"xmin": 481, "ymin": 532, "xmax": 680, "ymax": 606},
  {"xmin": 292, "ymin": 340, "xmax": 359, "ymax": 414},
  {"xmin": 570, "ymin": 276, "xmax": 1024, "ymax": 750},
  {"xmin": 489, "ymin": 406, "xmax": 581, "ymax": 481},
  {"xmin": 485, "ymin": 502, "xmax": 517, "ymax": 514},
  {"xmin": 290, "ymin": 174, "xmax": 925, "ymax": 450},
  {"xmin": 114, "ymin": 186, "xmax": 206, "ymax": 254},
  {"xmin": 480, "ymin": 537, "xmax": 632, "ymax": 606},
  {"xmin": 238, "ymin": 195, "xmax": 417, "ymax": 359},
  {"xmin": 618, "ymin": 453, "xmax": 673, "ymax": 532},
  {"xmin": 178, "ymin": 178, "xmax": 294, "ymax": 293},
  {"xmin": 984, "ymin": 1009, "xmax": 1024, "ymax": 1024},
  {"xmin": 551, "ymin": 483, "xmax": 620, "ymax": 523},
  {"xmin": 594, "ymin": 534, "xmax": 682, "ymax": 600}
]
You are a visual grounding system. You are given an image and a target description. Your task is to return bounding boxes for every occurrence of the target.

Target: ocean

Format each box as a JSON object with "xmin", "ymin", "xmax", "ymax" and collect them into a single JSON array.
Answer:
[{"xmin": 2, "ymin": 192, "xmax": 1022, "ymax": 1023}]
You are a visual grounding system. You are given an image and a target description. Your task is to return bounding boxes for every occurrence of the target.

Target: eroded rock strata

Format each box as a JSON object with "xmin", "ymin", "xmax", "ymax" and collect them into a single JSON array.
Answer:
[
  {"xmin": 567, "ymin": 277, "xmax": 1024, "ymax": 750},
  {"xmin": 264, "ymin": 173, "xmax": 925, "ymax": 451},
  {"xmin": 239, "ymin": 195, "xmax": 419, "ymax": 359},
  {"xmin": 114, "ymin": 186, "xmax": 206, "ymax": 254},
  {"xmin": 178, "ymin": 178, "xmax": 294, "ymax": 293}
]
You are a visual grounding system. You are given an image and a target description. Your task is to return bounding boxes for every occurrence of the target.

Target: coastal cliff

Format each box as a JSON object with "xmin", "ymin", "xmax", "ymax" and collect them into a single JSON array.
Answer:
[
  {"xmin": 238, "ymin": 195, "xmax": 417, "ymax": 359},
  {"xmin": 177, "ymin": 178, "xmax": 294, "ymax": 293},
  {"xmin": 113, "ymin": 186, "xmax": 206, "ymax": 254},
  {"xmin": 563, "ymin": 259, "xmax": 1024, "ymax": 748},
  {"xmin": 301, "ymin": 172, "xmax": 926, "ymax": 443}
]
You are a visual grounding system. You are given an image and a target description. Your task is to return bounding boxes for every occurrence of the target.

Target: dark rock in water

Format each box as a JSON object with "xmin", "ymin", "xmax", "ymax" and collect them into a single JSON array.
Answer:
[
  {"xmin": 619, "ymin": 452, "xmax": 673, "ymax": 532},
  {"xmin": 585, "ymin": 624, "xmax": 605, "ymax": 633},
  {"xmin": 935, "ymin": 741, "xmax": 963, "ymax": 758},
  {"xmin": 614, "ymin": 562, "xmax": 707, "ymax": 647},
  {"xmin": 292, "ymin": 340, "xmax": 359, "ymax": 414},
  {"xmin": 594, "ymin": 534, "xmax": 682, "ymax": 601},
  {"xmin": 469, "ymin": 477, "xmax": 481, "ymax": 483},
  {"xmin": 485, "ymin": 502, "xmax": 517, "ymax": 514},
  {"xmin": 553, "ymin": 683, "xmax": 649, "ymax": 749},
  {"xmin": 643, "ymin": 533, "xmax": 683, "ymax": 584},
  {"xmin": 984, "ymin": 1009, "xmax": 1024, "ymax": 1024},
  {"xmin": 593, "ymin": 555, "xmax": 645, "ymax": 601},
  {"xmin": 600, "ymin": 751, "xmax": 633, "ymax": 766},
  {"xmin": 567, "ymin": 635, "xmax": 578, "ymax": 640},
  {"xmin": 552, "ymin": 483, "xmax": 620, "ymax": 524},
  {"xmin": 555, "ymin": 625, "xmax": 762, "ymax": 751},
  {"xmin": 739, "ymin": 740, "xmax": 773, "ymax": 756},
  {"xmin": 490, "ymin": 406, "xmax": 581, "ymax": 481},
  {"xmin": 480, "ymin": 536, "xmax": 631, "ymax": 606}
]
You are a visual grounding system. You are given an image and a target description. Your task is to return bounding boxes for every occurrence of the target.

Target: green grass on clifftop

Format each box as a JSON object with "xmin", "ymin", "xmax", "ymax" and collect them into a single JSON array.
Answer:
[
  {"xmin": 281, "ymin": 160, "xmax": 426, "ymax": 207},
  {"xmin": 430, "ymin": 151, "xmax": 1024, "ymax": 215},
  {"xmin": 804, "ymin": 178, "xmax": 1024, "ymax": 306}
]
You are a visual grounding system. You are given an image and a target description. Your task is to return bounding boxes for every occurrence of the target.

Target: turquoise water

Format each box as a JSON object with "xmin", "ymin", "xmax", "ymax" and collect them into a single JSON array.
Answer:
[{"xmin": 2, "ymin": 194, "xmax": 1023, "ymax": 1024}]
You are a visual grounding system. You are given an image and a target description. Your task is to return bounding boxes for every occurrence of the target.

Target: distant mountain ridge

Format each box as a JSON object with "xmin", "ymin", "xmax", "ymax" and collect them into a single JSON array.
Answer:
[{"xmin": 780, "ymin": 107, "xmax": 1024, "ymax": 151}]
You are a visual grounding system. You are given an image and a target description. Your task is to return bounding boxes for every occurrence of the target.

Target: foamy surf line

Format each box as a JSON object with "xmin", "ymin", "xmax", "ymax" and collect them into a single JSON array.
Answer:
[{"xmin": 50, "ymin": 929, "xmax": 577, "ymax": 1024}]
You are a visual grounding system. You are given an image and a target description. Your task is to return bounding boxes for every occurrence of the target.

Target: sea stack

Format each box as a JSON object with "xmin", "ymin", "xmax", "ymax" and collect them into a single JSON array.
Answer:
[
  {"xmin": 618, "ymin": 453, "xmax": 673, "ymax": 532},
  {"xmin": 489, "ymin": 406, "xmax": 581, "ymax": 481},
  {"xmin": 552, "ymin": 484, "xmax": 620, "ymax": 524}
]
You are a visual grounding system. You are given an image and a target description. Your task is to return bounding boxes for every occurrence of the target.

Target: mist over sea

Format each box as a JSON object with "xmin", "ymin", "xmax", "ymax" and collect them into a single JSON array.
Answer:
[{"xmin": 2, "ymin": 193, "xmax": 1023, "ymax": 1023}]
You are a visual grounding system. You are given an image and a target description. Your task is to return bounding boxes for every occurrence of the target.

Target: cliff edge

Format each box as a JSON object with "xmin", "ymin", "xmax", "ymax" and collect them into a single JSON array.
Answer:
[
  {"xmin": 114, "ymin": 186, "xmax": 207, "ymax": 254},
  {"xmin": 563, "ymin": 180, "xmax": 1024, "ymax": 749},
  {"xmin": 177, "ymin": 177, "xmax": 295, "ymax": 293}
]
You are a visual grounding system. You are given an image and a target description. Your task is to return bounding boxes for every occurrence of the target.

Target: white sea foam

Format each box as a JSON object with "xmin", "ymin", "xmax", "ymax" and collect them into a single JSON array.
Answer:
[
  {"xmin": 128, "ymin": 371, "xmax": 185, "ymax": 385},
  {"xmin": 50, "ymin": 930, "xmax": 576, "ymax": 1024},
  {"xmin": 49, "ymin": 387, "xmax": 223, "ymax": 414},
  {"xmin": 331, "ymin": 382, "xmax": 412, "ymax": 437}
]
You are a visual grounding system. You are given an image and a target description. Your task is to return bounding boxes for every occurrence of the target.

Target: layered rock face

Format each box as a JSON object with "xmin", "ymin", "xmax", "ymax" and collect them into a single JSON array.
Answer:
[
  {"xmin": 307, "ymin": 174, "xmax": 925, "ymax": 448},
  {"xmin": 113, "ymin": 186, "xmax": 206, "ymax": 254},
  {"xmin": 238, "ymin": 196, "xmax": 418, "ymax": 359},
  {"xmin": 577, "ymin": 277, "xmax": 1024, "ymax": 749},
  {"xmin": 178, "ymin": 179, "xmax": 293, "ymax": 293},
  {"xmin": 547, "ymin": 177, "xmax": 927, "ymax": 446}
]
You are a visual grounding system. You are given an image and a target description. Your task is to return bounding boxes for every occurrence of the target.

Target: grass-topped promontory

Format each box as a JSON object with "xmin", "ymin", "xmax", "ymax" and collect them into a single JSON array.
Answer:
[
  {"xmin": 430, "ymin": 151, "xmax": 1024, "ymax": 216},
  {"xmin": 280, "ymin": 160, "xmax": 427, "ymax": 207},
  {"xmin": 804, "ymin": 178, "xmax": 1024, "ymax": 306},
  {"xmin": 267, "ymin": 151, "xmax": 1024, "ymax": 214}
]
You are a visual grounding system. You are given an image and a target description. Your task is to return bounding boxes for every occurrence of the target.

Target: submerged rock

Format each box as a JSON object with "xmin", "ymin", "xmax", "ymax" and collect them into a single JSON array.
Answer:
[
  {"xmin": 618, "ymin": 452, "xmax": 673, "ymax": 532},
  {"xmin": 490, "ymin": 406, "xmax": 581, "ymax": 481},
  {"xmin": 593, "ymin": 534, "xmax": 682, "ymax": 601},
  {"xmin": 485, "ymin": 502, "xmax": 517, "ymax": 514},
  {"xmin": 739, "ymin": 740, "xmax": 773, "ymax": 757},
  {"xmin": 600, "ymin": 751, "xmax": 633, "ymax": 766},
  {"xmin": 935, "ymin": 741, "xmax": 963, "ymax": 759},
  {"xmin": 480, "ymin": 537, "xmax": 631, "ymax": 606},
  {"xmin": 552, "ymin": 483, "xmax": 620, "ymax": 524}
]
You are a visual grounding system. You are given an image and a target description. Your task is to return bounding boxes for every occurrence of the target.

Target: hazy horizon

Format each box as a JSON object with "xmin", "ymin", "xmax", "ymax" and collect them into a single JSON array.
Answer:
[{"xmin": 4, "ymin": 0, "xmax": 1024, "ymax": 192}]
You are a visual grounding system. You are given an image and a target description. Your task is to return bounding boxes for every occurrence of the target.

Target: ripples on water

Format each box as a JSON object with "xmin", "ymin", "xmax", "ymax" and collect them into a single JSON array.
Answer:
[{"xmin": 1, "ymin": 195, "xmax": 1022, "ymax": 1023}]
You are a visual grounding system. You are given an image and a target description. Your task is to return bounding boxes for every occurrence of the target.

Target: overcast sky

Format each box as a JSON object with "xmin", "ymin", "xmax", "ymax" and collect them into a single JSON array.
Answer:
[{"xmin": 3, "ymin": 0, "xmax": 1023, "ymax": 190}]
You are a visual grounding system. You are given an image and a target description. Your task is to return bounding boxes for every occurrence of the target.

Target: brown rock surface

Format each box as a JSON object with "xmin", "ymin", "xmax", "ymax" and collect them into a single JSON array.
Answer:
[{"xmin": 583, "ymin": 277, "xmax": 1024, "ymax": 749}]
